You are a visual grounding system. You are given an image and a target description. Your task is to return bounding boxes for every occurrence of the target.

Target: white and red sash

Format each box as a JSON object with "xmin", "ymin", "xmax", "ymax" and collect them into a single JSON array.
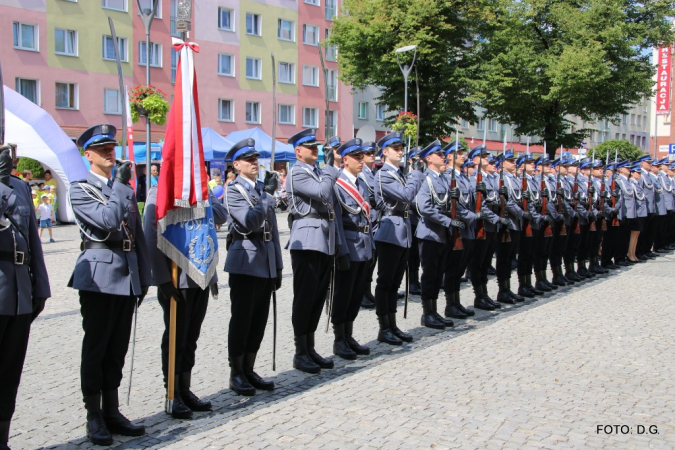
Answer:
[{"xmin": 336, "ymin": 177, "xmax": 370, "ymax": 218}]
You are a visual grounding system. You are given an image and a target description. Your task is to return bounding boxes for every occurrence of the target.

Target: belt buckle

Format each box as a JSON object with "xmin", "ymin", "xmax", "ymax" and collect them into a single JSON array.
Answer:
[
  {"xmin": 122, "ymin": 240, "xmax": 132, "ymax": 252},
  {"xmin": 404, "ymin": 210, "xmax": 410, "ymax": 219},
  {"xmin": 328, "ymin": 210, "xmax": 335, "ymax": 221},
  {"xmin": 362, "ymin": 224, "xmax": 370, "ymax": 234},
  {"xmin": 264, "ymin": 231, "xmax": 272, "ymax": 242},
  {"xmin": 14, "ymin": 251, "xmax": 25, "ymax": 265}
]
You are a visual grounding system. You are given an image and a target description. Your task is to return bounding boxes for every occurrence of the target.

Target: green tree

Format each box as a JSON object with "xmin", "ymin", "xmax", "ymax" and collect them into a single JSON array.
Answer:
[
  {"xmin": 17, "ymin": 157, "xmax": 45, "ymax": 178},
  {"xmin": 592, "ymin": 139, "xmax": 646, "ymax": 163},
  {"xmin": 469, "ymin": 0, "xmax": 675, "ymax": 156},
  {"xmin": 329, "ymin": 0, "xmax": 483, "ymax": 141}
]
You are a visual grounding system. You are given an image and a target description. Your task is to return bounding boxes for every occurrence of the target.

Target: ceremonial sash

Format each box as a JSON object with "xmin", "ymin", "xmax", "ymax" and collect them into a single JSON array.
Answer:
[{"xmin": 336, "ymin": 177, "xmax": 370, "ymax": 218}]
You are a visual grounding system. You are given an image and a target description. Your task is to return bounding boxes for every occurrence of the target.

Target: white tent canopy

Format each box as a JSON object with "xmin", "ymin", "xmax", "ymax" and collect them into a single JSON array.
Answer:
[{"xmin": 4, "ymin": 85, "xmax": 88, "ymax": 222}]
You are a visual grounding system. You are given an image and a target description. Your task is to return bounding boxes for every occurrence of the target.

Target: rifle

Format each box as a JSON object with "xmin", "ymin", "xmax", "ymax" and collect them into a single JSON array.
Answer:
[
  {"xmin": 572, "ymin": 170, "xmax": 581, "ymax": 234},
  {"xmin": 610, "ymin": 149, "xmax": 620, "ymax": 227},
  {"xmin": 588, "ymin": 150, "xmax": 597, "ymax": 232},
  {"xmin": 521, "ymin": 141, "xmax": 532, "ymax": 237},
  {"xmin": 599, "ymin": 152, "xmax": 608, "ymax": 231},
  {"xmin": 475, "ymin": 127, "xmax": 487, "ymax": 239},
  {"xmin": 540, "ymin": 141, "xmax": 552, "ymax": 237},
  {"xmin": 451, "ymin": 132, "xmax": 463, "ymax": 250},
  {"xmin": 555, "ymin": 146, "xmax": 567, "ymax": 236},
  {"xmin": 499, "ymin": 136, "xmax": 511, "ymax": 242}
]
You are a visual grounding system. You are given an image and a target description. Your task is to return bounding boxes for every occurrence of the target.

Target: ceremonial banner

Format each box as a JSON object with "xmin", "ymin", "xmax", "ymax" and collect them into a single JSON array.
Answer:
[
  {"xmin": 656, "ymin": 46, "xmax": 671, "ymax": 115},
  {"xmin": 156, "ymin": 38, "xmax": 218, "ymax": 289}
]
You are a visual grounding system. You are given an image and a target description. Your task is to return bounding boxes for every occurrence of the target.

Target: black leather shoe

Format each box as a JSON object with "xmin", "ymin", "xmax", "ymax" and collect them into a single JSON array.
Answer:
[
  {"xmin": 431, "ymin": 298, "xmax": 454, "ymax": 326},
  {"xmin": 617, "ymin": 260, "xmax": 631, "ymax": 267},
  {"xmin": 102, "ymin": 390, "xmax": 146, "ymax": 436},
  {"xmin": 361, "ymin": 294, "xmax": 376, "ymax": 309},
  {"xmin": 230, "ymin": 374, "xmax": 256, "ymax": 396},
  {"xmin": 445, "ymin": 303, "xmax": 469, "ymax": 319},
  {"xmin": 534, "ymin": 280, "xmax": 551, "ymax": 292},
  {"xmin": 409, "ymin": 281, "xmax": 422, "ymax": 295},
  {"xmin": 293, "ymin": 335, "xmax": 321, "ymax": 373},
  {"xmin": 474, "ymin": 296, "xmax": 496, "ymax": 311},
  {"xmin": 389, "ymin": 313, "xmax": 413, "ymax": 342},
  {"xmin": 421, "ymin": 299, "xmax": 445, "ymax": 329},
  {"xmin": 517, "ymin": 286, "xmax": 535, "ymax": 298},
  {"xmin": 497, "ymin": 291, "xmax": 516, "ymax": 304},
  {"xmin": 84, "ymin": 394, "xmax": 113, "ymax": 446},
  {"xmin": 167, "ymin": 393, "xmax": 193, "ymax": 419},
  {"xmin": 377, "ymin": 315, "xmax": 403, "ymax": 345},
  {"xmin": 244, "ymin": 353, "xmax": 274, "ymax": 390},
  {"xmin": 333, "ymin": 338, "xmax": 357, "ymax": 360},
  {"xmin": 456, "ymin": 301, "xmax": 476, "ymax": 316},
  {"xmin": 180, "ymin": 372, "xmax": 212, "ymax": 411},
  {"xmin": 345, "ymin": 322, "xmax": 370, "ymax": 355},
  {"xmin": 646, "ymin": 252, "xmax": 658, "ymax": 258},
  {"xmin": 307, "ymin": 333, "xmax": 334, "ymax": 368}
]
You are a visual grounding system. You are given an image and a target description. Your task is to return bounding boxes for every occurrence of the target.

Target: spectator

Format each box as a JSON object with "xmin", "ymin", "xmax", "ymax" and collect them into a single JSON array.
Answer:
[
  {"xmin": 36, "ymin": 194, "xmax": 55, "ymax": 242},
  {"xmin": 225, "ymin": 171, "xmax": 235, "ymax": 184},
  {"xmin": 22, "ymin": 170, "xmax": 32, "ymax": 183},
  {"xmin": 31, "ymin": 189, "xmax": 39, "ymax": 209},
  {"xmin": 136, "ymin": 165, "xmax": 147, "ymax": 203},
  {"xmin": 208, "ymin": 169, "xmax": 222, "ymax": 189},
  {"xmin": 150, "ymin": 164, "xmax": 159, "ymax": 187},
  {"xmin": 44, "ymin": 170, "xmax": 58, "ymax": 189}
]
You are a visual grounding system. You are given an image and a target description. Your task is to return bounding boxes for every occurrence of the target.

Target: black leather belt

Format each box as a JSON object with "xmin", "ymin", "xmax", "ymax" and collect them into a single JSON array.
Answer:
[
  {"xmin": 342, "ymin": 223, "xmax": 370, "ymax": 233},
  {"xmin": 292, "ymin": 211, "xmax": 335, "ymax": 221},
  {"xmin": 81, "ymin": 240, "xmax": 135, "ymax": 252},
  {"xmin": 383, "ymin": 210, "xmax": 410, "ymax": 219},
  {"xmin": 0, "ymin": 250, "xmax": 30, "ymax": 265},
  {"xmin": 232, "ymin": 231, "xmax": 272, "ymax": 242}
]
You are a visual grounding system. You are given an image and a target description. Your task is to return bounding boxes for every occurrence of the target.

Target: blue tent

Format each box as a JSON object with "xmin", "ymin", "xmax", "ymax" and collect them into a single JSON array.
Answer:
[
  {"xmin": 225, "ymin": 127, "xmax": 296, "ymax": 161},
  {"xmin": 114, "ymin": 142, "xmax": 163, "ymax": 163},
  {"xmin": 201, "ymin": 127, "xmax": 235, "ymax": 161}
]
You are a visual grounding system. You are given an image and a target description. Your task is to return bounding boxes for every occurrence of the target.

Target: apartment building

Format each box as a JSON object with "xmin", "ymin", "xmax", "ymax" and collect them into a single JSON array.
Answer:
[{"xmin": 3, "ymin": 0, "xmax": 352, "ymax": 144}]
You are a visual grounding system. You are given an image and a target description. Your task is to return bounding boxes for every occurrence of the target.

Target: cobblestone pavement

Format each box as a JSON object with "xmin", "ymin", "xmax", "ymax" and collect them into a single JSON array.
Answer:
[{"xmin": 9, "ymin": 220, "xmax": 675, "ymax": 449}]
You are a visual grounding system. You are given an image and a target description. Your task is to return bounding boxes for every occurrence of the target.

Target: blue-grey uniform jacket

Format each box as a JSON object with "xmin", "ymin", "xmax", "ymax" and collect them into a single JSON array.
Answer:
[
  {"xmin": 615, "ymin": 175, "xmax": 636, "ymax": 220},
  {"xmin": 523, "ymin": 174, "xmax": 543, "ymax": 230},
  {"xmin": 592, "ymin": 176, "xmax": 612, "ymax": 219},
  {"xmin": 469, "ymin": 171, "xmax": 501, "ymax": 233},
  {"xmin": 286, "ymin": 161, "xmax": 346, "ymax": 256},
  {"xmin": 358, "ymin": 166, "xmax": 379, "ymax": 229},
  {"xmin": 632, "ymin": 178, "xmax": 648, "ymax": 218},
  {"xmin": 639, "ymin": 169, "xmax": 656, "ymax": 214},
  {"xmin": 651, "ymin": 172, "xmax": 667, "ymax": 216},
  {"xmin": 68, "ymin": 172, "xmax": 151, "ymax": 296},
  {"xmin": 416, "ymin": 169, "xmax": 452, "ymax": 242},
  {"xmin": 334, "ymin": 171, "xmax": 374, "ymax": 262},
  {"xmin": 541, "ymin": 174, "xmax": 563, "ymax": 222},
  {"xmin": 548, "ymin": 174, "xmax": 574, "ymax": 223},
  {"xmin": 0, "ymin": 177, "xmax": 51, "ymax": 315},
  {"xmin": 374, "ymin": 163, "xmax": 424, "ymax": 248},
  {"xmin": 224, "ymin": 176, "xmax": 283, "ymax": 278},
  {"xmin": 503, "ymin": 172, "xmax": 526, "ymax": 231},
  {"xmin": 574, "ymin": 175, "xmax": 592, "ymax": 225},
  {"xmin": 446, "ymin": 169, "xmax": 480, "ymax": 239},
  {"xmin": 660, "ymin": 171, "xmax": 675, "ymax": 211},
  {"xmin": 143, "ymin": 186, "xmax": 228, "ymax": 288}
]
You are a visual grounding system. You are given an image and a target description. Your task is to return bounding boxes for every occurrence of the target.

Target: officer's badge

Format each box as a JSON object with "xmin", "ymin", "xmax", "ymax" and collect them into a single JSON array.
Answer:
[
  {"xmin": 247, "ymin": 138, "xmax": 254, "ymax": 148},
  {"xmin": 101, "ymin": 124, "xmax": 109, "ymax": 134},
  {"xmin": 394, "ymin": 131, "xmax": 401, "ymax": 138}
]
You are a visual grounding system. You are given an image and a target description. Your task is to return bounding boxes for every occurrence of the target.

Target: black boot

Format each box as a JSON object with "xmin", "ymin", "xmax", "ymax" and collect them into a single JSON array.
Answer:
[
  {"xmin": 482, "ymin": 284, "xmax": 501, "ymax": 308},
  {"xmin": 551, "ymin": 266, "xmax": 568, "ymax": 287},
  {"xmin": 565, "ymin": 262, "xmax": 583, "ymax": 282},
  {"xmin": 377, "ymin": 315, "xmax": 403, "ymax": 346},
  {"xmin": 409, "ymin": 280, "xmax": 422, "ymax": 295},
  {"xmin": 361, "ymin": 287, "xmax": 376, "ymax": 309},
  {"xmin": 102, "ymin": 390, "xmax": 145, "ymax": 436},
  {"xmin": 517, "ymin": 275, "xmax": 535, "ymax": 298},
  {"xmin": 444, "ymin": 292, "xmax": 468, "ymax": 319},
  {"xmin": 541, "ymin": 270, "xmax": 558, "ymax": 290},
  {"xmin": 229, "ymin": 355, "xmax": 256, "ymax": 396},
  {"xmin": 165, "ymin": 378, "xmax": 193, "ymax": 419},
  {"xmin": 497, "ymin": 278, "xmax": 516, "ymax": 304},
  {"xmin": 333, "ymin": 323, "xmax": 358, "ymax": 360},
  {"xmin": 534, "ymin": 271, "xmax": 552, "ymax": 292},
  {"xmin": 180, "ymin": 372, "xmax": 212, "ymax": 411},
  {"xmin": 293, "ymin": 335, "xmax": 321, "ymax": 373},
  {"xmin": 577, "ymin": 260, "xmax": 594, "ymax": 278},
  {"xmin": 345, "ymin": 321, "xmax": 370, "ymax": 355},
  {"xmin": 307, "ymin": 333, "xmax": 334, "ymax": 368},
  {"xmin": 0, "ymin": 421, "xmax": 8, "ymax": 450},
  {"xmin": 526, "ymin": 274, "xmax": 544, "ymax": 296},
  {"xmin": 590, "ymin": 257, "xmax": 609, "ymax": 274},
  {"xmin": 244, "ymin": 353, "xmax": 275, "ymax": 391},
  {"xmin": 473, "ymin": 285, "xmax": 496, "ymax": 311},
  {"xmin": 507, "ymin": 279, "xmax": 525, "ymax": 302},
  {"xmin": 84, "ymin": 393, "xmax": 113, "ymax": 446},
  {"xmin": 421, "ymin": 299, "xmax": 446, "ymax": 329},
  {"xmin": 455, "ymin": 291, "xmax": 475, "ymax": 316},
  {"xmin": 433, "ymin": 298, "xmax": 454, "ymax": 326},
  {"xmin": 389, "ymin": 313, "xmax": 413, "ymax": 342}
]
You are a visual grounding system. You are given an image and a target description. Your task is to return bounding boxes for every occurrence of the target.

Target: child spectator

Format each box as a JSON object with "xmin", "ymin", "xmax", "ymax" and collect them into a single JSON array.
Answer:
[{"xmin": 36, "ymin": 194, "xmax": 55, "ymax": 242}]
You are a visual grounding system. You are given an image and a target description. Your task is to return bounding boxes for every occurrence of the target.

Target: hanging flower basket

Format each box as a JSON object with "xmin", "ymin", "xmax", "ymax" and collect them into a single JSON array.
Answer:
[
  {"xmin": 390, "ymin": 111, "xmax": 418, "ymax": 141},
  {"xmin": 129, "ymin": 85, "xmax": 169, "ymax": 126}
]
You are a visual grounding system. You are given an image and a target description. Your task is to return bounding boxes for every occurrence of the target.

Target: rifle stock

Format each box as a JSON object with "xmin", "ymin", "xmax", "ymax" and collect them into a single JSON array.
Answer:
[
  {"xmin": 572, "ymin": 174, "xmax": 581, "ymax": 234},
  {"xmin": 450, "ymin": 172, "xmax": 463, "ymax": 250},
  {"xmin": 522, "ymin": 173, "xmax": 532, "ymax": 237},
  {"xmin": 541, "ymin": 175, "xmax": 552, "ymax": 237},
  {"xmin": 475, "ymin": 168, "xmax": 485, "ymax": 239}
]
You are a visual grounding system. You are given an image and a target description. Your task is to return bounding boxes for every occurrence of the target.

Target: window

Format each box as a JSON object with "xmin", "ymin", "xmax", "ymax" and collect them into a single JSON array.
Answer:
[
  {"xmin": 137, "ymin": 0, "xmax": 161, "ymax": 18},
  {"xmin": 615, "ymin": 132, "xmax": 620, "ymax": 140},
  {"xmin": 103, "ymin": 89, "xmax": 122, "ymax": 114},
  {"xmin": 55, "ymin": 82, "xmax": 78, "ymax": 109},
  {"xmin": 102, "ymin": 36, "xmax": 128, "ymax": 62},
  {"xmin": 477, "ymin": 118, "xmax": 485, "ymax": 131},
  {"xmin": 305, "ymin": 0, "xmax": 319, "ymax": 5},
  {"xmin": 102, "ymin": 0, "xmax": 126, "ymax": 11},
  {"xmin": 15, "ymin": 78, "xmax": 39, "ymax": 104},
  {"xmin": 622, "ymin": 133, "xmax": 626, "ymax": 140},
  {"xmin": 622, "ymin": 114, "xmax": 628, "ymax": 124},
  {"xmin": 246, "ymin": 57, "xmax": 262, "ymax": 80},
  {"xmin": 302, "ymin": 65, "xmax": 319, "ymax": 86},
  {"xmin": 488, "ymin": 118, "xmax": 497, "ymax": 132},
  {"xmin": 13, "ymin": 22, "xmax": 37, "ymax": 51},
  {"xmin": 303, "ymin": 107, "xmax": 318, "ymax": 127},
  {"xmin": 279, "ymin": 104, "xmax": 295, "ymax": 124},
  {"xmin": 630, "ymin": 114, "xmax": 635, "ymax": 125},
  {"xmin": 327, "ymin": 110, "xmax": 337, "ymax": 137},
  {"xmin": 218, "ymin": 99, "xmax": 234, "ymax": 122},
  {"xmin": 303, "ymin": 24, "xmax": 319, "ymax": 46},
  {"xmin": 376, "ymin": 104, "xmax": 385, "ymax": 121},
  {"xmin": 358, "ymin": 102, "xmax": 368, "ymax": 119},
  {"xmin": 246, "ymin": 101, "xmax": 261, "ymax": 124},
  {"xmin": 327, "ymin": 69, "xmax": 338, "ymax": 101},
  {"xmin": 461, "ymin": 119, "xmax": 469, "ymax": 129},
  {"xmin": 278, "ymin": 19, "xmax": 294, "ymax": 41},
  {"xmin": 325, "ymin": 29, "xmax": 336, "ymax": 61},
  {"xmin": 139, "ymin": 41, "xmax": 162, "ymax": 67},
  {"xmin": 637, "ymin": 115, "xmax": 642, "ymax": 127},
  {"xmin": 55, "ymin": 29, "xmax": 77, "ymax": 56},
  {"xmin": 218, "ymin": 54, "xmax": 234, "ymax": 77},
  {"xmin": 278, "ymin": 62, "xmax": 295, "ymax": 84},
  {"xmin": 218, "ymin": 7, "xmax": 234, "ymax": 31},
  {"xmin": 171, "ymin": 47, "xmax": 178, "ymax": 84},
  {"xmin": 325, "ymin": 0, "xmax": 336, "ymax": 20},
  {"xmin": 246, "ymin": 13, "xmax": 261, "ymax": 36}
]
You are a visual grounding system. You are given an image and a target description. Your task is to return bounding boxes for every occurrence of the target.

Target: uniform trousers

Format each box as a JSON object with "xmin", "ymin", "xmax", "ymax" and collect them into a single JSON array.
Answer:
[
  {"xmin": 332, "ymin": 260, "xmax": 369, "ymax": 325},
  {"xmin": 549, "ymin": 222, "xmax": 568, "ymax": 268},
  {"xmin": 637, "ymin": 213, "xmax": 656, "ymax": 254},
  {"xmin": 0, "ymin": 314, "xmax": 31, "ymax": 421},
  {"xmin": 290, "ymin": 250, "xmax": 332, "ymax": 336},
  {"xmin": 654, "ymin": 214, "xmax": 668, "ymax": 250},
  {"xmin": 79, "ymin": 292, "xmax": 135, "ymax": 397},
  {"xmin": 159, "ymin": 286, "xmax": 209, "ymax": 381},
  {"xmin": 601, "ymin": 222, "xmax": 620, "ymax": 266},
  {"xmin": 563, "ymin": 227, "xmax": 581, "ymax": 266},
  {"xmin": 576, "ymin": 223, "xmax": 593, "ymax": 261},
  {"xmin": 533, "ymin": 227, "xmax": 554, "ymax": 272},
  {"xmin": 589, "ymin": 220, "xmax": 604, "ymax": 260},
  {"xmin": 408, "ymin": 227, "xmax": 420, "ymax": 284},
  {"xmin": 444, "ymin": 239, "xmax": 474, "ymax": 293},
  {"xmin": 374, "ymin": 242, "xmax": 408, "ymax": 317},
  {"xmin": 469, "ymin": 232, "xmax": 496, "ymax": 286},
  {"xmin": 668, "ymin": 212, "xmax": 675, "ymax": 244},
  {"xmin": 614, "ymin": 219, "xmax": 632, "ymax": 262},
  {"xmin": 496, "ymin": 229, "xmax": 519, "ymax": 279},
  {"xmin": 228, "ymin": 274, "xmax": 273, "ymax": 358},
  {"xmin": 517, "ymin": 229, "xmax": 534, "ymax": 277},
  {"xmin": 419, "ymin": 239, "xmax": 448, "ymax": 301}
]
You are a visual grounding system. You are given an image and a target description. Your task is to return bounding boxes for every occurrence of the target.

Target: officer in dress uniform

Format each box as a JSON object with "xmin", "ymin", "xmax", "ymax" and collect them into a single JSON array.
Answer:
[
  {"xmin": 573, "ymin": 158, "xmax": 595, "ymax": 279},
  {"xmin": 373, "ymin": 132, "xmax": 425, "ymax": 345},
  {"xmin": 331, "ymin": 139, "xmax": 374, "ymax": 359},
  {"xmin": 650, "ymin": 159, "xmax": 668, "ymax": 253},
  {"xmin": 143, "ymin": 179, "xmax": 227, "ymax": 415},
  {"xmin": 415, "ymin": 140, "xmax": 459, "ymax": 330},
  {"xmin": 588, "ymin": 160, "xmax": 610, "ymax": 274},
  {"xmin": 613, "ymin": 161, "xmax": 637, "ymax": 265},
  {"xmin": 69, "ymin": 125, "xmax": 151, "ymax": 446},
  {"xmin": 548, "ymin": 157, "xmax": 575, "ymax": 286},
  {"xmin": 561, "ymin": 159, "xmax": 584, "ymax": 282},
  {"xmin": 636, "ymin": 155, "xmax": 657, "ymax": 259},
  {"xmin": 656, "ymin": 159, "xmax": 675, "ymax": 250},
  {"xmin": 325, "ymin": 136, "xmax": 342, "ymax": 168},
  {"xmin": 0, "ymin": 145, "xmax": 50, "ymax": 450},
  {"xmin": 631, "ymin": 163, "xmax": 649, "ymax": 262},
  {"xmin": 600, "ymin": 162, "xmax": 621, "ymax": 270},
  {"xmin": 667, "ymin": 163, "xmax": 675, "ymax": 247},
  {"xmin": 467, "ymin": 145, "xmax": 506, "ymax": 310},
  {"xmin": 359, "ymin": 141, "xmax": 378, "ymax": 309},
  {"xmin": 407, "ymin": 148, "xmax": 423, "ymax": 296},
  {"xmin": 532, "ymin": 155, "xmax": 561, "ymax": 291},
  {"xmin": 286, "ymin": 128, "xmax": 346, "ymax": 373},
  {"xmin": 222, "ymin": 139, "xmax": 283, "ymax": 395}
]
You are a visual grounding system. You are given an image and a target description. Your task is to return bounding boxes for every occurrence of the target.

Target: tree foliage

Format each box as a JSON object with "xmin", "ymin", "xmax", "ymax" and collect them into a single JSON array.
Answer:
[
  {"xmin": 17, "ymin": 157, "xmax": 45, "ymax": 178},
  {"xmin": 592, "ymin": 139, "xmax": 647, "ymax": 163}
]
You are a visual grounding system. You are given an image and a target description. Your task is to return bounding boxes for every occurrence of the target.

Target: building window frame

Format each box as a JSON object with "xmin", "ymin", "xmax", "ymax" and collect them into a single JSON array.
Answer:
[
  {"xmin": 55, "ymin": 82, "xmax": 78, "ymax": 110},
  {"xmin": 103, "ymin": 88, "xmax": 122, "ymax": 115},
  {"xmin": 278, "ymin": 62, "xmax": 296, "ymax": 84},
  {"xmin": 102, "ymin": 0, "xmax": 127, "ymax": 12},
  {"xmin": 218, "ymin": 99, "xmax": 234, "ymax": 122},
  {"xmin": 246, "ymin": 13, "xmax": 262, "ymax": 36},
  {"xmin": 245, "ymin": 57, "xmax": 262, "ymax": 80},
  {"xmin": 302, "ymin": 65, "xmax": 319, "ymax": 87},
  {"xmin": 218, "ymin": 53, "xmax": 235, "ymax": 77},
  {"xmin": 218, "ymin": 7, "xmax": 234, "ymax": 31},
  {"xmin": 358, "ymin": 102, "xmax": 368, "ymax": 120},
  {"xmin": 139, "ymin": 41, "xmax": 162, "ymax": 68},
  {"xmin": 245, "ymin": 101, "xmax": 261, "ymax": 124},
  {"xmin": 376, "ymin": 104, "xmax": 385, "ymax": 122},
  {"xmin": 277, "ymin": 19, "xmax": 295, "ymax": 42},
  {"xmin": 302, "ymin": 107, "xmax": 319, "ymax": 128},
  {"xmin": 278, "ymin": 104, "xmax": 295, "ymax": 125},
  {"xmin": 55, "ymin": 28, "xmax": 78, "ymax": 57},
  {"xmin": 102, "ymin": 35, "xmax": 128, "ymax": 62},
  {"xmin": 303, "ymin": 24, "xmax": 319, "ymax": 46},
  {"xmin": 12, "ymin": 22, "xmax": 38, "ymax": 51},
  {"xmin": 15, "ymin": 78, "xmax": 40, "ymax": 105}
]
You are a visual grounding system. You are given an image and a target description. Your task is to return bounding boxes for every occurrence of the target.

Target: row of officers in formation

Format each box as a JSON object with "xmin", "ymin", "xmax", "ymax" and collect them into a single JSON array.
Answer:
[{"xmin": 1, "ymin": 125, "xmax": 674, "ymax": 448}]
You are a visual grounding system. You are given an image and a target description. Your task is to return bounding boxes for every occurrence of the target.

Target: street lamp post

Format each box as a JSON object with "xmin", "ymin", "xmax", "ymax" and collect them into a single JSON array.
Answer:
[{"xmin": 395, "ymin": 45, "xmax": 418, "ymax": 114}]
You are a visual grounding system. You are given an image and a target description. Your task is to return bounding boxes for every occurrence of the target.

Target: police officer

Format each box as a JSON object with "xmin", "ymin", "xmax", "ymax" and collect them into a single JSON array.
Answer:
[
  {"xmin": 407, "ymin": 148, "xmax": 423, "ymax": 296},
  {"xmin": 373, "ymin": 132, "xmax": 425, "ymax": 345},
  {"xmin": 326, "ymin": 136, "xmax": 342, "ymax": 167},
  {"xmin": 562, "ymin": 159, "xmax": 584, "ymax": 282},
  {"xmin": 143, "ymin": 178, "xmax": 227, "ymax": 414},
  {"xmin": 223, "ymin": 139, "xmax": 283, "ymax": 395},
  {"xmin": 650, "ymin": 159, "xmax": 668, "ymax": 253},
  {"xmin": 286, "ymin": 129, "xmax": 346, "ymax": 373},
  {"xmin": 613, "ymin": 161, "xmax": 636, "ymax": 265},
  {"xmin": 331, "ymin": 139, "xmax": 374, "ymax": 359},
  {"xmin": 600, "ymin": 162, "xmax": 621, "ymax": 270},
  {"xmin": 636, "ymin": 155, "xmax": 657, "ymax": 259},
  {"xmin": 574, "ymin": 158, "xmax": 596, "ymax": 278},
  {"xmin": 359, "ymin": 141, "xmax": 378, "ymax": 309},
  {"xmin": 588, "ymin": 160, "xmax": 610, "ymax": 274},
  {"xmin": 0, "ymin": 145, "xmax": 50, "ymax": 450},
  {"xmin": 69, "ymin": 125, "xmax": 151, "ymax": 445},
  {"xmin": 532, "ymin": 155, "xmax": 561, "ymax": 291},
  {"xmin": 656, "ymin": 159, "xmax": 675, "ymax": 250},
  {"xmin": 515, "ymin": 154, "xmax": 544, "ymax": 298},
  {"xmin": 548, "ymin": 157, "xmax": 575, "ymax": 285}
]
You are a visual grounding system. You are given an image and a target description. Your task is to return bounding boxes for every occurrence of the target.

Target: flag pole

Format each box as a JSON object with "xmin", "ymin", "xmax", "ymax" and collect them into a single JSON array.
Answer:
[{"xmin": 166, "ymin": 262, "xmax": 178, "ymax": 413}]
